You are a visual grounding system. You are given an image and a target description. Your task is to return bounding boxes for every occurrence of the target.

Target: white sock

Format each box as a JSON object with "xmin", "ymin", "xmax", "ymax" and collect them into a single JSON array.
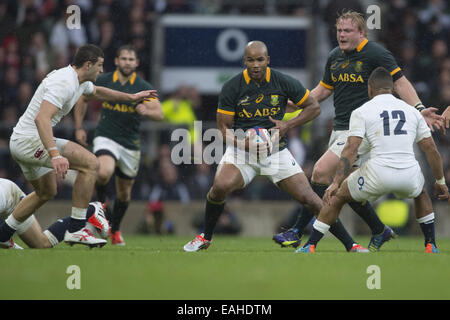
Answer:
[
  {"xmin": 313, "ymin": 219, "xmax": 330, "ymax": 234},
  {"xmin": 5, "ymin": 214, "xmax": 23, "ymax": 230},
  {"xmin": 43, "ymin": 230, "xmax": 59, "ymax": 247},
  {"xmin": 417, "ymin": 212, "xmax": 434, "ymax": 224},
  {"xmin": 71, "ymin": 207, "xmax": 87, "ymax": 220}
]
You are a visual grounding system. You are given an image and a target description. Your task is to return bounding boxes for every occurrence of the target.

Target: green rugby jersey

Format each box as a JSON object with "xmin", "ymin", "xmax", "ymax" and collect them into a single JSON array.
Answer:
[
  {"xmin": 94, "ymin": 71, "xmax": 154, "ymax": 150},
  {"xmin": 217, "ymin": 67, "xmax": 310, "ymax": 150},
  {"xmin": 321, "ymin": 39, "xmax": 402, "ymax": 130}
]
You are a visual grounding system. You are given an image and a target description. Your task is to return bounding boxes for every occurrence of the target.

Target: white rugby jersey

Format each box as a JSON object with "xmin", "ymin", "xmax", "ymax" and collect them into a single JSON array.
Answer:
[
  {"xmin": 12, "ymin": 65, "xmax": 94, "ymax": 137},
  {"xmin": 0, "ymin": 178, "xmax": 25, "ymax": 219},
  {"xmin": 349, "ymin": 94, "xmax": 431, "ymax": 169}
]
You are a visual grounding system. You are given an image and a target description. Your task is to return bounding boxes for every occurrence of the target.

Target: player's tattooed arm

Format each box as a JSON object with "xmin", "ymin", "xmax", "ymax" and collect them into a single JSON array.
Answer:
[
  {"xmin": 333, "ymin": 136, "xmax": 363, "ymax": 187},
  {"xmin": 324, "ymin": 157, "xmax": 350, "ymax": 205},
  {"xmin": 324, "ymin": 136, "xmax": 362, "ymax": 204},
  {"xmin": 335, "ymin": 156, "xmax": 351, "ymax": 184}
]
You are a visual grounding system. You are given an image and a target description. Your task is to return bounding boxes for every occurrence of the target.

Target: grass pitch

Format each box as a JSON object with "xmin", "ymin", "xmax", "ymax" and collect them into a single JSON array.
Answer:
[{"xmin": 1, "ymin": 235, "xmax": 449, "ymax": 300}]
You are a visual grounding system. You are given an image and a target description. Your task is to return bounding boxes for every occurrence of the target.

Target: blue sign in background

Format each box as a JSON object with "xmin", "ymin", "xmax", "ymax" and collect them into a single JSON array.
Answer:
[{"xmin": 164, "ymin": 27, "xmax": 307, "ymax": 68}]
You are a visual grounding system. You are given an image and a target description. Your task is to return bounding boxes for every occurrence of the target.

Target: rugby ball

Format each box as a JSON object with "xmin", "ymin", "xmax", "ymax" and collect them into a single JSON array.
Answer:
[
  {"xmin": 246, "ymin": 127, "xmax": 270, "ymax": 142},
  {"xmin": 246, "ymin": 127, "xmax": 273, "ymax": 153}
]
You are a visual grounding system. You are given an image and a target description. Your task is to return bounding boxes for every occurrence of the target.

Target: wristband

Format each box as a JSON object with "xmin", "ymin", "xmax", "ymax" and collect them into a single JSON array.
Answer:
[
  {"xmin": 51, "ymin": 155, "xmax": 63, "ymax": 161},
  {"xmin": 414, "ymin": 102, "xmax": 425, "ymax": 112},
  {"xmin": 436, "ymin": 177, "xmax": 446, "ymax": 185},
  {"xmin": 48, "ymin": 148, "xmax": 60, "ymax": 158}
]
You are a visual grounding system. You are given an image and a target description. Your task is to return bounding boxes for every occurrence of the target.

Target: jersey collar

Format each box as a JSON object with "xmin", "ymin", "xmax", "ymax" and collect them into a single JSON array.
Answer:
[
  {"xmin": 113, "ymin": 70, "xmax": 137, "ymax": 85},
  {"xmin": 243, "ymin": 67, "xmax": 271, "ymax": 85},
  {"xmin": 356, "ymin": 38, "xmax": 368, "ymax": 52},
  {"xmin": 342, "ymin": 38, "xmax": 369, "ymax": 55}
]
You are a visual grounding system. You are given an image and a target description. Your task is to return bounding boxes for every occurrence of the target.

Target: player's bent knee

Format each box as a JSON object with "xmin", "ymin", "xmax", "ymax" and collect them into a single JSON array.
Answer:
[
  {"xmin": 311, "ymin": 165, "xmax": 331, "ymax": 184},
  {"xmin": 90, "ymin": 156, "xmax": 100, "ymax": 173},
  {"xmin": 97, "ymin": 168, "xmax": 112, "ymax": 183},
  {"xmin": 36, "ymin": 186, "xmax": 57, "ymax": 201},
  {"xmin": 210, "ymin": 181, "xmax": 234, "ymax": 200},
  {"xmin": 80, "ymin": 154, "xmax": 100, "ymax": 176}
]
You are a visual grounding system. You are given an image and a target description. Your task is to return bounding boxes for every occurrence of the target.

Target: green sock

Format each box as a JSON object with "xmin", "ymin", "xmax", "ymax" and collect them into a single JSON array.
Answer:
[
  {"xmin": 96, "ymin": 183, "xmax": 108, "ymax": 203},
  {"xmin": 203, "ymin": 192, "xmax": 225, "ymax": 241},
  {"xmin": 349, "ymin": 201, "xmax": 384, "ymax": 235},
  {"xmin": 111, "ymin": 200, "xmax": 129, "ymax": 233}
]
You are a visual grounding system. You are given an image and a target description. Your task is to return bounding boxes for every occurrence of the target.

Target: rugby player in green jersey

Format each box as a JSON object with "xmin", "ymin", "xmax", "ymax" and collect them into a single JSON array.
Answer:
[
  {"xmin": 74, "ymin": 45, "xmax": 163, "ymax": 246},
  {"xmin": 183, "ymin": 40, "xmax": 368, "ymax": 252},
  {"xmin": 274, "ymin": 10, "xmax": 445, "ymax": 251}
]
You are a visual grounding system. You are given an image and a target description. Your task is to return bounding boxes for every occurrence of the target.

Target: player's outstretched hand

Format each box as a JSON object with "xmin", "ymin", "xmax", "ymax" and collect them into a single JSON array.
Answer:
[
  {"xmin": 442, "ymin": 106, "xmax": 450, "ymax": 131},
  {"xmin": 51, "ymin": 156, "xmax": 69, "ymax": 180},
  {"xmin": 324, "ymin": 183, "xmax": 339, "ymax": 205},
  {"xmin": 421, "ymin": 107, "xmax": 444, "ymax": 133},
  {"xmin": 75, "ymin": 128, "xmax": 88, "ymax": 147},
  {"xmin": 131, "ymin": 90, "xmax": 158, "ymax": 102},
  {"xmin": 434, "ymin": 182, "xmax": 450, "ymax": 203}
]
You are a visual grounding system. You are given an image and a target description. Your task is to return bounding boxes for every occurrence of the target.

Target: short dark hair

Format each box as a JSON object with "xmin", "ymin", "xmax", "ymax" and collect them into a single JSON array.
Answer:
[
  {"xmin": 72, "ymin": 44, "xmax": 104, "ymax": 68},
  {"xmin": 116, "ymin": 45, "xmax": 137, "ymax": 58},
  {"xmin": 368, "ymin": 67, "xmax": 394, "ymax": 92}
]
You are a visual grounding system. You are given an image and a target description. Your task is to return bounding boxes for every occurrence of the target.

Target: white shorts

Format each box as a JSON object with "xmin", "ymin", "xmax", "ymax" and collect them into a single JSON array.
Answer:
[
  {"xmin": 0, "ymin": 179, "xmax": 36, "ymax": 235},
  {"xmin": 93, "ymin": 136, "xmax": 140, "ymax": 178},
  {"xmin": 9, "ymin": 135, "xmax": 69, "ymax": 181},
  {"xmin": 220, "ymin": 147, "xmax": 303, "ymax": 187},
  {"xmin": 328, "ymin": 130, "xmax": 369, "ymax": 166},
  {"xmin": 347, "ymin": 160, "xmax": 424, "ymax": 202}
]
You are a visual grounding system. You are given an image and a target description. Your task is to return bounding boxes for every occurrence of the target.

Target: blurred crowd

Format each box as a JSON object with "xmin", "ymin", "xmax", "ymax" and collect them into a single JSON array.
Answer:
[
  {"xmin": 379, "ymin": 0, "xmax": 450, "ymax": 195},
  {"xmin": 0, "ymin": 0, "xmax": 449, "ymax": 210}
]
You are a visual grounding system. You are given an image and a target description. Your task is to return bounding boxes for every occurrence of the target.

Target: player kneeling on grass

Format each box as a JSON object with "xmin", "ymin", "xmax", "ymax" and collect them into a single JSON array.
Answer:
[
  {"xmin": 0, "ymin": 178, "xmax": 109, "ymax": 249},
  {"xmin": 296, "ymin": 67, "xmax": 449, "ymax": 254}
]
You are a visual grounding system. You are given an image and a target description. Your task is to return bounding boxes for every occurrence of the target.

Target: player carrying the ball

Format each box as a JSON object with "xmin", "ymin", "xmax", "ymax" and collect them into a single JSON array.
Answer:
[{"xmin": 183, "ymin": 40, "xmax": 368, "ymax": 252}]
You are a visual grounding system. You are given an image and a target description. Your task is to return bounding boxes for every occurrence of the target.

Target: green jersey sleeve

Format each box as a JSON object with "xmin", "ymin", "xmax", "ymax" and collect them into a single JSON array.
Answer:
[
  {"xmin": 371, "ymin": 43, "xmax": 402, "ymax": 80},
  {"xmin": 137, "ymin": 78, "xmax": 156, "ymax": 103},
  {"xmin": 321, "ymin": 52, "xmax": 335, "ymax": 90},
  {"xmin": 281, "ymin": 74, "xmax": 310, "ymax": 107},
  {"xmin": 217, "ymin": 80, "xmax": 237, "ymax": 116},
  {"xmin": 138, "ymin": 78, "xmax": 155, "ymax": 91}
]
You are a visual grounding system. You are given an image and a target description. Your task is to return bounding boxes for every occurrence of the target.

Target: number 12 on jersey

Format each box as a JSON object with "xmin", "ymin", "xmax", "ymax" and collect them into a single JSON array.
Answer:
[{"xmin": 380, "ymin": 110, "xmax": 407, "ymax": 136}]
